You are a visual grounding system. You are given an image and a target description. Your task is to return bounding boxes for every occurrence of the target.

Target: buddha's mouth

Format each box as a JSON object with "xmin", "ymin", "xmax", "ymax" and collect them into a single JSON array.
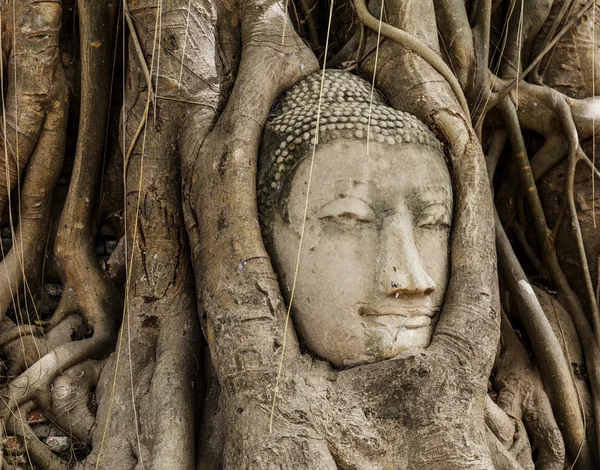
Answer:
[
  {"xmin": 357, "ymin": 303, "xmax": 439, "ymax": 329},
  {"xmin": 358, "ymin": 302, "xmax": 440, "ymax": 318}
]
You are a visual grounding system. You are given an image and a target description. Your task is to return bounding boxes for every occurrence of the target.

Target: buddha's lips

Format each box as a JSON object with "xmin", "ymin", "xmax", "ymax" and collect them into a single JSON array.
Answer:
[{"xmin": 357, "ymin": 303, "xmax": 440, "ymax": 318}]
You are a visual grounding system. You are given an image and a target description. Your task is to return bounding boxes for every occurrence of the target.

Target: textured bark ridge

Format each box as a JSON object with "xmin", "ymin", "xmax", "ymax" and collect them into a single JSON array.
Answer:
[{"xmin": 0, "ymin": 0, "xmax": 597, "ymax": 469}]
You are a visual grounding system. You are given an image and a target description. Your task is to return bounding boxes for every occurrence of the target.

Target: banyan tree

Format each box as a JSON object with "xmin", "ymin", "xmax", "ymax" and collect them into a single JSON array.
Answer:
[{"xmin": 0, "ymin": 0, "xmax": 598, "ymax": 469}]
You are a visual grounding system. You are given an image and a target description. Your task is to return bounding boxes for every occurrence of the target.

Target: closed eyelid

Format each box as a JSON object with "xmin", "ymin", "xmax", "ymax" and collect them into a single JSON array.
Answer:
[
  {"xmin": 317, "ymin": 196, "xmax": 376, "ymax": 219},
  {"xmin": 420, "ymin": 201, "xmax": 451, "ymax": 213},
  {"xmin": 416, "ymin": 202, "xmax": 451, "ymax": 224}
]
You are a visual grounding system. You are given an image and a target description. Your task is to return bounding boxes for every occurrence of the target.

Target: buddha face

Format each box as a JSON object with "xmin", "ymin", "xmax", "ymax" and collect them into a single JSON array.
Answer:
[{"xmin": 269, "ymin": 139, "xmax": 452, "ymax": 368}]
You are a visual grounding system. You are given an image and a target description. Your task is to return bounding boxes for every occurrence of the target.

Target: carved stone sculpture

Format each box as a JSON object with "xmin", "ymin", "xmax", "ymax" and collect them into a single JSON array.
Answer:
[{"xmin": 258, "ymin": 70, "xmax": 452, "ymax": 367}]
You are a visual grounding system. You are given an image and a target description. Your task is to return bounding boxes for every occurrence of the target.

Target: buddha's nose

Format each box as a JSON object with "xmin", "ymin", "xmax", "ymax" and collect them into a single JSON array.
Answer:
[{"xmin": 378, "ymin": 217, "xmax": 435, "ymax": 296}]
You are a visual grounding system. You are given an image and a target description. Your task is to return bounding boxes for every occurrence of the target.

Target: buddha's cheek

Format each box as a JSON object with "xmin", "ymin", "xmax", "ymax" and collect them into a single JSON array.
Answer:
[{"xmin": 290, "ymin": 225, "xmax": 379, "ymax": 366}]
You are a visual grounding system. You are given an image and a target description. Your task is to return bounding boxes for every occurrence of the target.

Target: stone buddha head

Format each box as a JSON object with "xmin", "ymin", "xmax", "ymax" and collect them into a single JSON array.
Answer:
[{"xmin": 258, "ymin": 70, "xmax": 452, "ymax": 368}]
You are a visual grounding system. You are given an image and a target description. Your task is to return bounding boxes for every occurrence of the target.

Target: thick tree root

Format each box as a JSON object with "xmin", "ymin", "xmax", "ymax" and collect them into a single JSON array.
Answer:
[
  {"xmin": 82, "ymin": 105, "xmax": 200, "ymax": 470},
  {"xmin": 485, "ymin": 397, "xmax": 534, "ymax": 470},
  {"xmin": 0, "ymin": 1, "xmax": 64, "ymax": 217},
  {"xmin": 0, "ymin": 90, "xmax": 68, "ymax": 320},
  {"xmin": 51, "ymin": 360, "xmax": 104, "ymax": 444},
  {"xmin": 493, "ymin": 313, "xmax": 566, "ymax": 469},
  {"xmin": 1, "ymin": 314, "xmax": 85, "ymax": 377},
  {"xmin": 495, "ymin": 210, "xmax": 589, "ymax": 467},
  {"xmin": 0, "ymin": 325, "xmax": 42, "ymax": 348},
  {"xmin": 182, "ymin": 0, "xmax": 330, "ymax": 465}
]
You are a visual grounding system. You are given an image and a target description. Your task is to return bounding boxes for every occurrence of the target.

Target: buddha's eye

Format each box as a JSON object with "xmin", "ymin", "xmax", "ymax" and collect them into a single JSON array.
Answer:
[
  {"xmin": 317, "ymin": 197, "xmax": 375, "ymax": 224},
  {"xmin": 416, "ymin": 204, "xmax": 450, "ymax": 229}
]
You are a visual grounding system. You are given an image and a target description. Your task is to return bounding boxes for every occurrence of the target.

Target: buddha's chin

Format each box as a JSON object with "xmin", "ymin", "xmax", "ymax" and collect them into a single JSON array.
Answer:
[{"xmin": 340, "ymin": 324, "xmax": 433, "ymax": 368}]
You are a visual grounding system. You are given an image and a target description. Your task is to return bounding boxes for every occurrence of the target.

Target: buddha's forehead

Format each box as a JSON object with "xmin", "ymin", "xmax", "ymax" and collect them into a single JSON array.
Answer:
[{"xmin": 304, "ymin": 140, "xmax": 451, "ymax": 202}]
